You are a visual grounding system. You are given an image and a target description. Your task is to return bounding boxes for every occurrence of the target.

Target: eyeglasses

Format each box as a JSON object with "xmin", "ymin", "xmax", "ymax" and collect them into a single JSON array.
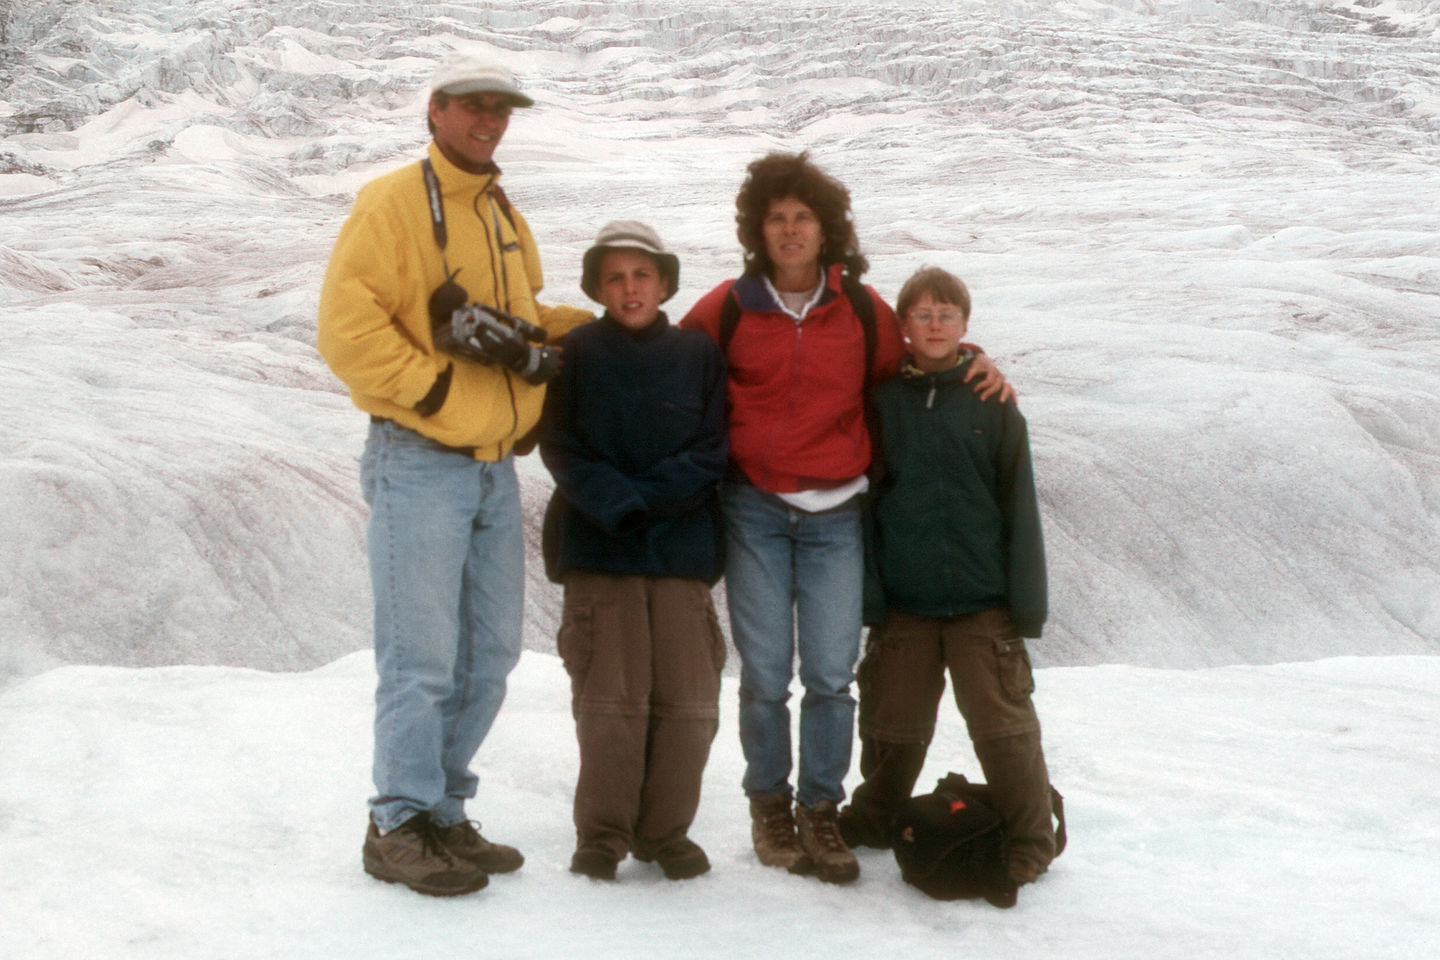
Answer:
[
  {"xmin": 455, "ymin": 95, "xmax": 513, "ymax": 118},
  {"xmin": 907, "ymin": 310, "xmax": 965, "ymax": 326}
]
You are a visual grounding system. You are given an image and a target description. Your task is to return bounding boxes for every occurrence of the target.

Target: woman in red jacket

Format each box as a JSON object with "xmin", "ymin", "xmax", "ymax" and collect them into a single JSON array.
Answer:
[{"xmin": 681, "ymin": 152, "xmax": 1006, "ymax": 884}]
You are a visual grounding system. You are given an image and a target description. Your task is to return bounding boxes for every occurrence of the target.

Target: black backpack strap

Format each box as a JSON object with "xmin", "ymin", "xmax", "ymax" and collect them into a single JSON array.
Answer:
[
  {"xmin": 841, "ymin": 275, "xmax": 885, "ymax": 485},
  {"xmin": 839, "ymin": 274, "xmax": 878, "ymax": 386},
  {"xmin": 720, "ymin": 275, "xmax": 876, "ymax": 377},
  {"xmin": 718, "ymin": 282, "xmax": 742, "ymax": 355}
]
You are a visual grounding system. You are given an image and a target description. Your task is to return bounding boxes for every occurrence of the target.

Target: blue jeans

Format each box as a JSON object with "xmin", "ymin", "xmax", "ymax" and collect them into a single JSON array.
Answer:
[
  {"xmin": 360, "ymin": 420, "xmax": 524, "ymax": 833},
  {"xmin": 722, "ymin": 481, "xmax": 863, "ymax": 807}
]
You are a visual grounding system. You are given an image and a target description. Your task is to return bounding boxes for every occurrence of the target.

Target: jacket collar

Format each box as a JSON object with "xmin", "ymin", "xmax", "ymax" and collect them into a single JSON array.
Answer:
[
  {"xmin": 731, "ymin": 263, "xmax": 845, "ymax": 315},
  {"xmin": 600, "ymin": 310, "xmax": 670, "ymax": 342},
  {"xmin": 426, "ymin": 142, "xmax": 500, "ymax": 195},
  {"xmin": 899, "ymin": 348, "xmax": 977, "ymax": 383}
]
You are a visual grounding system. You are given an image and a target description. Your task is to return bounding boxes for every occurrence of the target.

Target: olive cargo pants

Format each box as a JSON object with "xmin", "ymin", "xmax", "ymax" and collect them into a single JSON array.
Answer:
[
  {"xmin": 558, "ymin": 573, "xmax": 725, "ymax": 860},
  {"xmin": 851, "ymin": 607, "xmax": 1056, "ymax": 875}
]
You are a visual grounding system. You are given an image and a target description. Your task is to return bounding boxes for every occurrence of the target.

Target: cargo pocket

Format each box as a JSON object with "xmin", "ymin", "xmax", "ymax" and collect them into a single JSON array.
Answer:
[
  {"xmin": 557, "ymin": 597, "xmax": 595, "ymax": 682},
  {"xmin": 993, "ymin": 635, "xmax": 1036, "ymax": 703}
]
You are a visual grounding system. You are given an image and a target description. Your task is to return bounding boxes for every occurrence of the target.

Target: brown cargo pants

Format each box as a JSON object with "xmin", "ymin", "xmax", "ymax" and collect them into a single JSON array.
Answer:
[
  {"xmin": 851, "ymin": 607, "xmax": 1056, "ymax": 875},
  {"xmin": 557, "ymin": 573, "xmax": 726, "ymax": 861}
]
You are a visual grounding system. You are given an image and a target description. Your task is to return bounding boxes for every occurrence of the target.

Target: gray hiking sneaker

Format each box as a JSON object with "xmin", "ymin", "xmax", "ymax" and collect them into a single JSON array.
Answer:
[
  {"xmin": 795, "ymin": 800, "xmax": 860, "ymax": 885},
  {"xmin": 362, "ymin": 814, "xmax": 489, "ymax": 896},
  {"xmin": 434, "ymin": 820, "xmax": 524, "ymax": 874},
  {"xmin": 749, "ymin": 795, "xmax": 814, "ymax": 874}
]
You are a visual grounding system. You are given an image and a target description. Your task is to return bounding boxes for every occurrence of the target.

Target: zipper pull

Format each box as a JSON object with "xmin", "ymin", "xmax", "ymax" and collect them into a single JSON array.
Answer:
[{"xmin": 927, "ymin": 382, "xmax": 936, "ymax": 409}]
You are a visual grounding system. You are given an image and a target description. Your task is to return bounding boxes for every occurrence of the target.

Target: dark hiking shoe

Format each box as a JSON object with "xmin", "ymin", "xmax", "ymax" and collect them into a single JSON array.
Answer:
[
  {"xmin": 363, "ymin": 814, "xmax": 489, "ymax": 897},
  {"xmin": 570, "ymin": 846, "xmax": 619, "ymax": 881},
  {"xmin": 796, "ymin": 800, "xmax": 860, "ymax": 885},
  {"xmin": 634, "ymin": 838, "xmax": 711, "ymax": 880},
  {"xmin": 836, "ymin": 803, "xmax": 892, "ymax": 850},
  {"xmin": 1008, "ymin": 858, "xmax": 1046, "ymax": 886},
  {"xmin": 749, "ymin": 795, "xmax": 813, "ymax": 874},
  {"xmin": 435, "ymin": 820, "xmax": 524, "ymax": 874},
  {"xmin": 986, "ymin": 881, "xmax": 1020, "ymax": 909}
]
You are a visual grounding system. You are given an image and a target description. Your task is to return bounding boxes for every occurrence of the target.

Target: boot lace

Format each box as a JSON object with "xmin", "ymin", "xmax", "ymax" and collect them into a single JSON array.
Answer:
[
  {"xmin": 407, "ymin": 817, "xmax": 460, "ymax": 864},
  {"xmin": 805, "ymin": 809, "xmax": 847, "ymax": 854},
  {"xmin": 443, "ymin": 820, "xmax": 485, "ymax": 848},
  {"xmin": 759, "ymin": 807, "xmax": 800, "ymax": 846}
]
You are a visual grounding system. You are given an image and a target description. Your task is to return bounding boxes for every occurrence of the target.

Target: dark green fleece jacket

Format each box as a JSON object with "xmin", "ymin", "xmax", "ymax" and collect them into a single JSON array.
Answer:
[{"xmin": 864, "ymin": 355, "xmax": 1047, "ymax": 636}]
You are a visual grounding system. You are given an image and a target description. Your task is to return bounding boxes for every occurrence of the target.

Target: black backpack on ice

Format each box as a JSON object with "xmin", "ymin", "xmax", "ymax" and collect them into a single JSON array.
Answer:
[{"xmin": 891, "ymin": 773, "xmax": 1067, "ymax": 908}]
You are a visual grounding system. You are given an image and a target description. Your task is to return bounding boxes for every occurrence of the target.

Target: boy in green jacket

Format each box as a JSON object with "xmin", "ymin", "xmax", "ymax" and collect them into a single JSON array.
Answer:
[{"xmin": 838, "ymin": 266, "xmax": 1057, "ymax": 888}]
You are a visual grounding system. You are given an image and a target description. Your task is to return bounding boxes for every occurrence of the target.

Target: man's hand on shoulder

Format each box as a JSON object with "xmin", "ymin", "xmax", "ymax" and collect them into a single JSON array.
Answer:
[{"xmin": 964, "ymin": 352, "xmax": 1015, "ymax": 404}]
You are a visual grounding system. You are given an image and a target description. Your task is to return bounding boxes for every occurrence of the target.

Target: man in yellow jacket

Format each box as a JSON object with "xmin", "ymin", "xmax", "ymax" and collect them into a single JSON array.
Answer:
[{"xmin": 318, "ymin": 51, "xmax": 590, "ymax": 897}]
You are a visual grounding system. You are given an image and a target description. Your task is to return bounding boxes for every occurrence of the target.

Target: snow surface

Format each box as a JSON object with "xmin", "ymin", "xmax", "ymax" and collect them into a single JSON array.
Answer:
[
  {"xmin": 3, "ymin": 652, "xmax": 1439, "ymax": 959},
  {"xmin": 2, "ymin": 0, "xmax": 1439, "ymax": 956}
]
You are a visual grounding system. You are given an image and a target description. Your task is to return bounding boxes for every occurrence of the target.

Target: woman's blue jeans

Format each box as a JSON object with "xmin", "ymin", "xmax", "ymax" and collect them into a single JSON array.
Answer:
[
  {"xmin": 722, "ymin": 481, "xmax": 864, "ymax": 807},
  {"xmin": 360, "ymin": 420, "xmax": 524, "ymax": 833}
]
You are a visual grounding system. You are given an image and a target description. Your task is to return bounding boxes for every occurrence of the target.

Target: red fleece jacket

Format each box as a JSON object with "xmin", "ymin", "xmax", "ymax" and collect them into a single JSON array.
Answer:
[{"xmin": 681, "ymin": 264, "xmax": 906, "ymax": 494}]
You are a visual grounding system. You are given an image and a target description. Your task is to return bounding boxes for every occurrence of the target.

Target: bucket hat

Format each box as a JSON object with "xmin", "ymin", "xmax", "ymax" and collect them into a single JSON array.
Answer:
[{"xmin": 581, "ymin": 221, "xmax": 681, "ymax": 303}]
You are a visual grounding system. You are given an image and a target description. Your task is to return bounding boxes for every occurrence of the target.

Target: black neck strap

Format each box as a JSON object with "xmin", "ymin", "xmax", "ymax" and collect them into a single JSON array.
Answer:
[
  {"xmin": 422, "ymin": 155, "xmax": 508, "ymax": 292},
  {"xmin": 422, "ymin": 158, "xmax": 448, "ymax": 251}
]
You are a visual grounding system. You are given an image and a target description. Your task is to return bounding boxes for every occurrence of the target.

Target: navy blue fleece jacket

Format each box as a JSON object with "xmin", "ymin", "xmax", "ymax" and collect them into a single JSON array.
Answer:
[{"xmin": 540, "ymin": 312, "xmax": 728, "ymax": 582}]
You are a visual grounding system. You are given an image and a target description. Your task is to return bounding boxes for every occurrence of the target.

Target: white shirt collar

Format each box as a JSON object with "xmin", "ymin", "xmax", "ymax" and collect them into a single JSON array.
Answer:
[{"xmin": 762, "ymin": 274, "xmax": 826, "ymax": 321}]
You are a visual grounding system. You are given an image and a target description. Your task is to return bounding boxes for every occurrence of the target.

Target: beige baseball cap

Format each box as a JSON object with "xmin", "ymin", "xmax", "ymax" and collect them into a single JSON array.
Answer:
[{"xmin": 430, "ymin": 51, "xmax": 535, "ymax": 107}]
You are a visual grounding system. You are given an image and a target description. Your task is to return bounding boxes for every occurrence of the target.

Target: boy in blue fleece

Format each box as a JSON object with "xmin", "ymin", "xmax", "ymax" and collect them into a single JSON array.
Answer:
[
  {"xmin": 838, "ymin": 266, "xmax": 1057, "ymax": 889},
  {"xmin": 540, "ymin": 221, "xmax": 729, "ymax": 881}
]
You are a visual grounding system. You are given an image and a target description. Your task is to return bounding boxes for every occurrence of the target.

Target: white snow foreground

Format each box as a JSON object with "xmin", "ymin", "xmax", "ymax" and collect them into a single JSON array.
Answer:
[{"xmin": 1, "ymin": 650, "xmax": 1437, "ymax": 960}]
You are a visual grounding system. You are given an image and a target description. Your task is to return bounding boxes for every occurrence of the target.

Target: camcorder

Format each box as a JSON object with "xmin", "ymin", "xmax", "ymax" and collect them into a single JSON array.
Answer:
[{"xmin": 430, "ymin": 286, "xmax": 560, "ymax": 385}]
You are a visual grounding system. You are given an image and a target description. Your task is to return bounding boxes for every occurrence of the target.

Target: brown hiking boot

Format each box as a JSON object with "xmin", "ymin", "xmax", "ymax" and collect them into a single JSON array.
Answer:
[
  {"xmin": 749, "ymin": 795, "xmax": 813, "ymax": 874},
  {"xmin": 795, "ymin": 800, "xmax": 860, "ymax": 885},
  {"xmin": 362, "ymin": 814, "xmax": 489, "ymax": 896},
  {"xmin": 434, "ymin": 820, "xmax": 524, "ymax": 874}
]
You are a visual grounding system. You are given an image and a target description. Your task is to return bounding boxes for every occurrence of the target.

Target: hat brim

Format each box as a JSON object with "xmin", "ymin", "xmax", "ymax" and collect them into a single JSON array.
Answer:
[
  {"xmin": 436, "ymin": 82, "xmax": 535, "ymax": 108},
  {"xmin": 581, "ymin": 247, "xmax": 680, "ymax": 304}
]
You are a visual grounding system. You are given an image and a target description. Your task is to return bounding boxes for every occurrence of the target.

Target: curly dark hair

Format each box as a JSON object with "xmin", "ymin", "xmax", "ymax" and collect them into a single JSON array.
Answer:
[{"xmin": 734, "ymin": 152, "xmax": 868, "ymax": 280}]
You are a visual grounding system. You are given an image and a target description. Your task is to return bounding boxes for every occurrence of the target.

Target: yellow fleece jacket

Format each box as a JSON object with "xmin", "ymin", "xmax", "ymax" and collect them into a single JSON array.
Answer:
[{"xmin": 317, "ymin": 143, "xmax": 592, "ymax": 459}]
